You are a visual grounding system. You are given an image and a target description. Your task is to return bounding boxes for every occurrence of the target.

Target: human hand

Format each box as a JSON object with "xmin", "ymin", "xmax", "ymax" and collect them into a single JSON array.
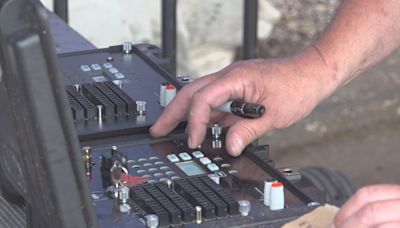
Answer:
[
  {"xmin": 150, "ymin": 48, "xmax": 336, "ymax": 156},
  {"xmin": 334, "ymin": 184, "xmax": 400, "ymax": 228}
]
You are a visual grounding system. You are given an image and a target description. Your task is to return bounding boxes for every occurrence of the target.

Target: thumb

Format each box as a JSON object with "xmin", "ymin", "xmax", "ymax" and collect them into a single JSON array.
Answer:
[{"xmin": 225, "ymin": 117, "xmax": 273, "ymax": 156}]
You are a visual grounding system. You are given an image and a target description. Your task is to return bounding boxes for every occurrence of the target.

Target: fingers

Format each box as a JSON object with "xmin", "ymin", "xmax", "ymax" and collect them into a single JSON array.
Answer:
[
  {"xmin": 375, "ymin": 221, "xmax": 400, "ymax": 228},
  {"xmin": 150, "ymin": 74, "xmax": 218, "ymax": 137},
  {"xmin": 186, "ymin": 77, "xmax": 244, "ymax": 148},
  {"xmin": 339, "ymin": 199, "xmax": 400, "ymax": 228},
  {"xmin": 225, "ymin": 116, "xmax": 273, "ymax": 156},
  {"xmin": 335, "ymin": 185, "xmax": 400, "ymax": 227}
]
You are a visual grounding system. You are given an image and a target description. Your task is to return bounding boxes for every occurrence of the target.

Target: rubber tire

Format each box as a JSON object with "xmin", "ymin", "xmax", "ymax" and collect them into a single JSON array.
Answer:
[{"xmin": 300, "ymin": 166, "xmax": 355, "ymax": 202}]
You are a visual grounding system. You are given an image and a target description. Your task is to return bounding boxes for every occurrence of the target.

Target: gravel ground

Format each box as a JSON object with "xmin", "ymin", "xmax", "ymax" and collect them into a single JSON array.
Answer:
[{"xmin": 261, "ymin": 0, "xmax": 341, "ymax": 57}]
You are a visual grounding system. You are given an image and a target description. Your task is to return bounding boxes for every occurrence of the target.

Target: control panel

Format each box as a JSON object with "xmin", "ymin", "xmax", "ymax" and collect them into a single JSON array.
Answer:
[
  {"xmin": 59, "ymin": 43, "xmax": 186, "ymax": 140},
  {"xmin": 83, "ymin": 132, "xmax": 323, "ymax": 227},
  {"xmin": 58, "ymin": 44, "xmax": 324, "ymax": 227}
]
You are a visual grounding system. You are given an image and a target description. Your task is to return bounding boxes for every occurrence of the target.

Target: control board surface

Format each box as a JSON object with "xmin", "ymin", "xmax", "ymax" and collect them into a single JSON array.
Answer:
[
  {"xmin": 58, "ymin": 44, "xmax": 324, "ymax": 227},
  {"xmin": 83, "ymin": 134, "xmax": 322, "ymax": 227}
]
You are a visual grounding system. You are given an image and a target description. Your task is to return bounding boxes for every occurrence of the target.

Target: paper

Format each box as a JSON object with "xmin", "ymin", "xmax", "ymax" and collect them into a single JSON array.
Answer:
[{"xmin": 282, "ymin": 204, "xmax": 339, "ymax": 228}]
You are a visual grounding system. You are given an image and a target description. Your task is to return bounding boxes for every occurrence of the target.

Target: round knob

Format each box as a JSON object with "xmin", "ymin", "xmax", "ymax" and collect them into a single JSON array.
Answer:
[
  {"xmin": 263, "ymin": 178, "xmax": 277, "ymax": 206},
  {"xmin": 270, "ymin": 182, "xmax": 285, "ymax": 211},
  {"xmin": 145, "ymin": 214, "xmax": 159, "ymax": 228},
  {"xmin": 238, "ymin": 200, "xmax": 251, "ymax": 216},
  {"xmin": 164, "ymin": 85, "xmax": 176, "ymax": 107}
]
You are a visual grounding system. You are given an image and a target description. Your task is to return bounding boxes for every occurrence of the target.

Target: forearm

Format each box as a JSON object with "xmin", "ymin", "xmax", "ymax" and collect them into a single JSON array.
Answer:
[{"xmin": 313, "ymin": 0, "xmax": 400, "ymax": 88}]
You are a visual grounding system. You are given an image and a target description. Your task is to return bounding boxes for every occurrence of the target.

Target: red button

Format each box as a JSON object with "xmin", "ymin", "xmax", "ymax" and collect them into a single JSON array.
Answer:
[
  {"xmin": 166, "ymin": 85, "xmax": 176, "ymax": 90},
  {"xmin": 272, "ymin": 182, "xmax": 283, "ymax": 188}
]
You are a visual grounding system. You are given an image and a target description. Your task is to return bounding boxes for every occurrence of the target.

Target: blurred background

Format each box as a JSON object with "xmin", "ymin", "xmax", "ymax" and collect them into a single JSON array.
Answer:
[{"xmin": 42, "ymin": 0, "xmax": 400, "ymax": 189}]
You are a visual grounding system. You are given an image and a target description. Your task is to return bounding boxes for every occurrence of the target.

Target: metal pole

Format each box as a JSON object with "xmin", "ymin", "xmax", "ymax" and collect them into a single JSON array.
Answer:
[
  {"xmin": 161, "ymin": 0, "xmax": 177, "ymax": 76},
  {"xmin": 243, "ymin": 0, "xmax": 258, "ymax": 59},
  {"xmin": 53, "ymin": 0, "xmax": 69, "ymax": 23}
]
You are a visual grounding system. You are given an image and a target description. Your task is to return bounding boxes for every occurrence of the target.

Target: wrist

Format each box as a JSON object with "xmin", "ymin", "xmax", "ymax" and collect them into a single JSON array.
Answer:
[{"xmin": 291, "ymin": 46, "xmax": 344, "ymax": 104}]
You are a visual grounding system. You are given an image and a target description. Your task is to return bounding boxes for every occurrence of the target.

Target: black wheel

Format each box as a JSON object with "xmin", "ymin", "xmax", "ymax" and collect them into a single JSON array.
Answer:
[{"xmin": 300, "ymin": 166, "xmax": 355, "ymax": 202}]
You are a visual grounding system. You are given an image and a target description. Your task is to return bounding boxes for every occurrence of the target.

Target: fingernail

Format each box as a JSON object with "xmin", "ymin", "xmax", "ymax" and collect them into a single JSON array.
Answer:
[
  {"xmin": 232, "ymin": 138, "xmax": 244, "ymax": 155},
  {"xmin": 188, "ymin": 135, "xmax": 194, "ymax": 148}
]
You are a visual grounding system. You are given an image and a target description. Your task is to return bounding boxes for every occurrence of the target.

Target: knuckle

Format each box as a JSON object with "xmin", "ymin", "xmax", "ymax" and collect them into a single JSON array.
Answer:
[
  {"xmin": 356, "ymin": 186, "xmax": 376, "ymax": 203},
  {"xmin": 359, "ymin": 203, "xmax": 379, "ymax": 225},
  {"xmin": 237, "ymin": 123, "xmax": 257, "ymax": 143},
  {"xmin": 191, "ymin": 91, "xmax": 204, "ymax": 104}
]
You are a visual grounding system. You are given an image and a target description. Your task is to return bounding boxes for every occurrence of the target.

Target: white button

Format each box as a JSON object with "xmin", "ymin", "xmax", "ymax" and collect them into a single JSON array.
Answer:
[
  {"xmin": 91, "ymin": 64, "xmax": 102, "ymax": 71},
  {"xmin": 155, "ymin": 161, "xmax": 164, "ymax": 165},
  {"xmin": 114, "ymin": 73, "xmax": 125, "ymax": 79},
  {"xmin": 92, "ymin": 76, "xmax": 107, "ymax": 82},
  {"xmin": 80, "ymin": 65, "xmax": 91, "ymax": 72},
  {"xmin": 148, "ymin": 168, "xmax": 158, "ymax": 172},
  {"xmin": 199, "ymin": 157, "xmax": 211, "ymax": 165},
  {"xmin": 178, "ymin": 152, "xmax": 192, "ymax": 161},
  {"xmin": 167, "ymin": 154, "xmax": 180, "ymax": 163},
  {"xmin": 192, "ymin": 151, "xmax": 204, "ymax": 158},
  {"xmin": 109, "ymin": 67, "xmax": 119, "ymax": 74},
  {"xmin": 207, "ymin": 163, "xmax": 219, "ymax": 172},
  {"xmin": 103, "ymin": 63, "xmax": 113, "ymax": 68},
  {"xmin": 165, "ymin": 171, "xmax": 175, "ymax": 176}
]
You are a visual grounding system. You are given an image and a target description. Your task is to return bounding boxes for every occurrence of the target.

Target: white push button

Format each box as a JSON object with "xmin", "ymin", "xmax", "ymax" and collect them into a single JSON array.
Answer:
[
  {"xmin": 199, "ymin": 157, "xmax": 211, "ymax": 165},
  {"xmin": 192, "ymin": 151, "xmax": 204, "ymax": 158},
  {"xmin": 178, "ymin": 152, "xmax": 192, "ymax": 161},
  {"xmin": 103, "ymin": 63, "xmax": 113, "ymax": 68},
  {"xmin": 167, "ymin": 154, "xmax": 180, "ymax": 163},
  {"xmin": 91, "ymin": 64, "xmax": 102, "ymax": 71},
  {"xmin": 80, "ymin": 65, "xmax": 91, "ymax": 72},
  {"xmin": 207, "ymin": 163, "xmax": 219, "ymax": 172}
]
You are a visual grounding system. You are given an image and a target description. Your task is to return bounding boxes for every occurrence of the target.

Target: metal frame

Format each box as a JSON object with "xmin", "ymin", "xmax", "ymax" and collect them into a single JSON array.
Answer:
[
  {"xmin": 161, "ymin": 0, "xmax": 177, "ymax": 76},
  {"xmin": 53, "ymin": 0, "xmax": 68, "ymax": 23},
  {"xmin": 243, "ymin": 0, "xmax": 258, "ymax": 60},
  {"xmin": 52, "ymin": 0, "xmax": 258, "ymax": 74}
]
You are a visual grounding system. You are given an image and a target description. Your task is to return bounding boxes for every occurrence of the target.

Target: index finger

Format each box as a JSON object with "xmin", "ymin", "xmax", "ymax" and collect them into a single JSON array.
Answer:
[{"xmin": 150, "ymin": 74, "xmax": 218, "ymax": 137}]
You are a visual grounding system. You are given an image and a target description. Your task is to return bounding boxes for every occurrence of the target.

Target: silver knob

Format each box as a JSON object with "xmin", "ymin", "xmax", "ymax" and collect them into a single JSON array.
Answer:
[
  {"xmin": 74, "ymin": 84, "xmax": 81, "ymax": 93},
  {"xmin": 122, "ymin": 42, "xmax": 133, "ymax": 54},
  {"xmin": 97, "ymin": 105, "xmax": 103, "ymax": 120},
  {"xmin": 212, "ymin": 139, "xmax": 222, "ymax": 149},
  {"xmin": 145, "ymin": 214, "xmax": 159, "ymax": 228},
  {"xmin": 211, "ymin": 124, "xmax": 222, "ymax": 139},
  {"xmin": 118, "ymin": 185, "xmax": 130, "ymax": 204},
  {"xmin": 136, "ymin": 101, "xmax": 146, "ymax": 115},
  {"xmin": 113, "ymin": 80, "xmax": 123, "ymax": 89},
  {"xmin": 166, "ymin": 179, "xmax": 172, "ymax": 189},
  {"xmin": 195, "ymin": 206, "xmax": 202, "ymax": 224},
  {"xmin": 238, "ymin": 200, "xmax": 251, "ymax": 216}
]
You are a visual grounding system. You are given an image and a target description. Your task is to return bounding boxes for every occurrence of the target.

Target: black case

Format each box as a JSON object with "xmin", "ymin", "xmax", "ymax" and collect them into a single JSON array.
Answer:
[{"xmin": 0, "ymin": 0, "xmax": 97, "ymax": 227}]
